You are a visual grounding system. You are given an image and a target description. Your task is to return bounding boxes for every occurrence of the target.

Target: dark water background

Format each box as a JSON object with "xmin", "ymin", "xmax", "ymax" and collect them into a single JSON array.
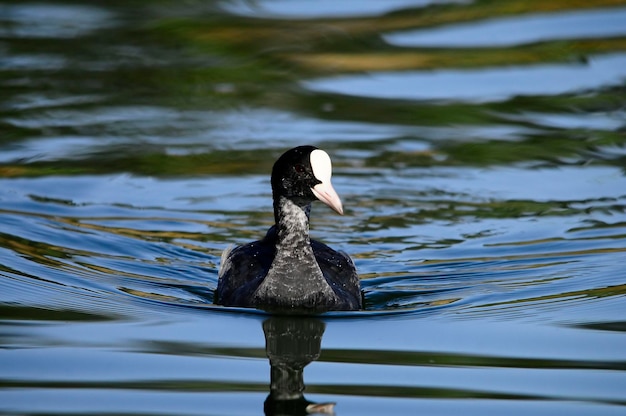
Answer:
[{"xmin": 1, "ymin": 0, "xmax": 626, "ymax": 415}]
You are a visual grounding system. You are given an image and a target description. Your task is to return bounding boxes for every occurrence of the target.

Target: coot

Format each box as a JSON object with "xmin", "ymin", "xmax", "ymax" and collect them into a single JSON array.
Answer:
[{"xmin": 215, "ymin": 145, "xmax": 362, "ymax": 313}]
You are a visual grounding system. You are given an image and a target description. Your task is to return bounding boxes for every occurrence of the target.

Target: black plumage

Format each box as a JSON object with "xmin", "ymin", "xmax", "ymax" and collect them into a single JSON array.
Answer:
[{"xmin": 215, "ymin": 146, "xmax": 362, "ymax": 313}]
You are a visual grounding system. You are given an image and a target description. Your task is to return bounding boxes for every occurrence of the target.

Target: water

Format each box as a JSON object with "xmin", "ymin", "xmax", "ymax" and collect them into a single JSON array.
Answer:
[{"xmin": 1, "ymin": 0, "xmax": 626, "ymax": 414}]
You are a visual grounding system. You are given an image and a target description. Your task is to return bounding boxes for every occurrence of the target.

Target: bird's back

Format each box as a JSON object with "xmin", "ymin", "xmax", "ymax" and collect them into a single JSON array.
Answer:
[
  {"xmin": 216, "ymin": 227, "xmax": 362, "ymax": 310},
  {"xmin": 311, "ymin": 239, "xmax": 363, "ymax": 310},
  {"xmin": 215, "ymin": 236, "xmax": 275, "ymax": 307}
]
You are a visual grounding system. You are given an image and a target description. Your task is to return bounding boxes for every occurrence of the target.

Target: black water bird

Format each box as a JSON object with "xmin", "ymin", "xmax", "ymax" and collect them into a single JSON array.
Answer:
[{"xmin": 215, "ymin": 145, "xmax": 362, "ymax": 313}]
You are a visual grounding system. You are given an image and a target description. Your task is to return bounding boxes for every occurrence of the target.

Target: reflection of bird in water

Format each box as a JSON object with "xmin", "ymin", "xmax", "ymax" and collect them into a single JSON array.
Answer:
[
  {"xmin": 263, "ymin": 317, "xmax": 335, "ymax": 415},
  {"xmin": 216, "ymin": 146, "xmax": 362, "ymax": 313}
]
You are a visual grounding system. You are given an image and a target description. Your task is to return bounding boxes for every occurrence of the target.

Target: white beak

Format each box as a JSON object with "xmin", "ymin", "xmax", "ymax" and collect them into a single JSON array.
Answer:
[{"xmin": 312, "ymin": 181, "xmax": 344, "ymax": 215}]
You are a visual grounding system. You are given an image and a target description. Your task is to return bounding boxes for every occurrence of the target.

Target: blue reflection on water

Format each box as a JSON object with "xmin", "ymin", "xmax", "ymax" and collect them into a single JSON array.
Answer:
[
  {"xmin": 303, "ymin": 54, "xmax": 626, "ymax": 102},
  {"xmin": 384, "ymin": 7, "xmax": 626, "ymax": 47}
]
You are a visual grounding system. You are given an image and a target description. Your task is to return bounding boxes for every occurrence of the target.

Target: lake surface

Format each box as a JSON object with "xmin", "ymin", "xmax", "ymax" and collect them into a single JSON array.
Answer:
[{"xmin": 1, "ymin": 0, "xmax": 626, "ymax": 415}]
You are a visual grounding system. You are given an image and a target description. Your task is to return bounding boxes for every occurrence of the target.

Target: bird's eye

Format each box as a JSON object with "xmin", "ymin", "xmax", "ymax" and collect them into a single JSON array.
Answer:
[{"xmin": 294, "ymin": 164, "xmax": 306, "ymax": 173}]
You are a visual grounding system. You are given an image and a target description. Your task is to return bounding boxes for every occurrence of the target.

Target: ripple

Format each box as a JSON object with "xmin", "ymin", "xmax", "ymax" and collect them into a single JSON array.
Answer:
[
  {"xmin": 302, "ymin": 53, "xmax": 626, "ymax": 103},
  {"xmin": 222, "ymin": 0, "xmax": 463, "ymax": 19},
  {"xmin": 2, "ymin": 160, "xmax": 625, "ymax": 322},
  {"xmin": 501, "ymin": 111, "xmax": 625, "ymax": 131},
  {"xmin": 2, "ymin": 106, "xmax": 421, "ymax": 162},
  {"xmin": 384, "ymin": 7, "xmax": 626, "ymax": 47},
  {"xmin": 0, "ymin": 4, "xmax": 116, "ymax": 39},
  {"xmin": 0, "ymin": 53, "xmax": 66, "ymax": 71}
]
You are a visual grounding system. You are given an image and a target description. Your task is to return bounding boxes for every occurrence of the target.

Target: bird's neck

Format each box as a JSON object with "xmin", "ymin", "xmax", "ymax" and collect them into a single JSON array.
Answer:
[
  {"xmin": 254, "ymin": 196, "xmax": 337, "ymax": 311},
  {"xmin": 274, "ymin": 196, "xmax": 311, "ymax": 248}
]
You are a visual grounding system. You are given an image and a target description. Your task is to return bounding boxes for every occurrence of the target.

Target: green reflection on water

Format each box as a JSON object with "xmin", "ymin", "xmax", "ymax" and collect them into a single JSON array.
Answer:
[{"xmin": 2, "ymin": 1, "xmax": 626, "ymax": 178}]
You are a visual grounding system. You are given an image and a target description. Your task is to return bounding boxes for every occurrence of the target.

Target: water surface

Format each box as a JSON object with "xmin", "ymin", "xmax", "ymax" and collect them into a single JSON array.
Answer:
[{"xmin": 1, "ymin": 0, "xmax": 626, "ymax": 415}]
